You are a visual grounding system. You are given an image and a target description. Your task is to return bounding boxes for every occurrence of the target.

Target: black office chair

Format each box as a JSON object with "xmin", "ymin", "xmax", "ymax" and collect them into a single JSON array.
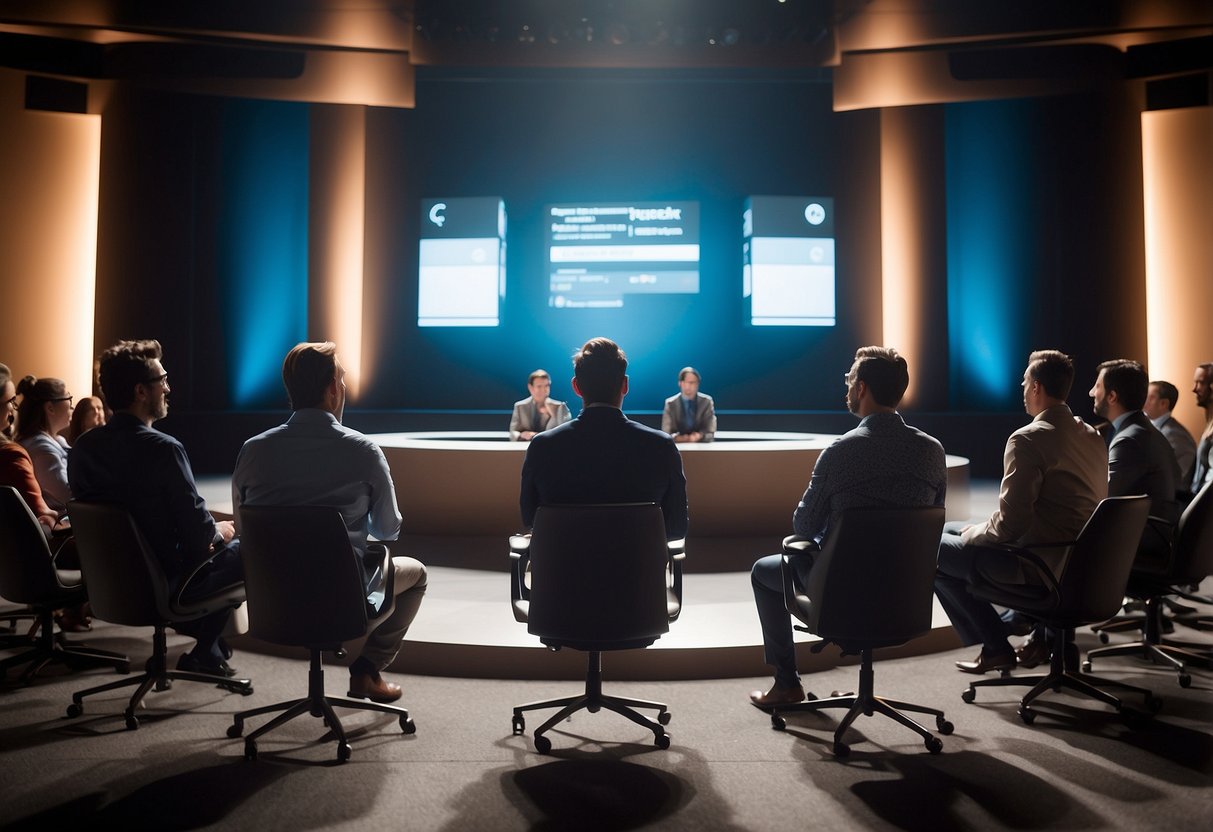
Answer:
[
  {"xmin": 1082, "ymin": 481, "xmax": 1213, "ymax": 687},
  {"xmin": 228, "ymin": 505, "xmax": 415, "ymax": 764},
  {"xmin": 962, "ymin": 495, "xmax": 1161, "ymax": 723},
  {"xmin": 510, "ymin": 503, "xmax": 685, "ymax": 754},
  {"xmin": 0, "ymin": 487, "xmax": 130, "ymax": 682},
  {"xmin": 770, "ymin": 506, "xmax": 950, "ymax": 756},
  {"xmin": 65, "ymin": 500, "xmax": 252, "ymax": 729}
]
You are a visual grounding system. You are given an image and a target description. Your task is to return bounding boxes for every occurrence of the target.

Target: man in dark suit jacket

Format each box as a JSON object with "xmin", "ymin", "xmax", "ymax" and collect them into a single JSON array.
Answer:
[
  {"xmin": 1144, "ymin": 380, "xmax": 1197, "ymax": 486},
  {"xmin": 520, "ymin": 337, "xmax": 688, "ymax": 541}
]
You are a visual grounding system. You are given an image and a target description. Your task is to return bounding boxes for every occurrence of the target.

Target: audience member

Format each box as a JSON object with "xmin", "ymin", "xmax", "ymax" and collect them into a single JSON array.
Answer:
[
  {"xmin": 1144, "ymin": 380, "xmax": 1197, "ymax": 486},
  {"xmin": 935, "ymin": 350, "xmax": 1107, "ymax": 675},
  {"xmin": 232, "ymin": 342, "xmax": 427, "ymax": 703},
  {"xmin": 747, "ymin": 347, "xmax": 946, "ymax": 707},
  {"xmin": 1014, "ymin": 359, "xmax": 1180, "ymax": 665},
  {"xmin": 509, "ymin": 369, "xmax": 571, "ymax": 441},
  {"xmin": 67, "ymin": 395, "xmax": 106, "ymax": 445},
  {"xmin": 520, "ymin": 337, "xmax": 688, "ymax": 540},
  {"xmin": 15, "ymin": 376, "xmax": 74, "ymax": 513},
  {"xmin": 1, "ymin": 363, "xmax": 58, "ymax": 529},
  {"xmin": 1191, "ymin": 362, "xmax": 1213, "ymax": 493},
  {"xmin": 69, "ymin": 339, "xmax": 242, "ymax": 676},
  {"xmin": 661, "ymin": 366, "xmax": 717, "ymax": 443}
]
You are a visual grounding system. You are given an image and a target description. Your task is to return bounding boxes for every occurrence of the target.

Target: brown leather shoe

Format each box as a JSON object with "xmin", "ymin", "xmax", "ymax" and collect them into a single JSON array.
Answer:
[
  {"xmin": 1014, "ymin": 637, "xmax": 1051, "ymax": 669},
  {"xmin": 955, "ymin": 649, "xmax": 1017, "ymax": 675},
  {"xmin": 749, "ymin": 683, "xmax": 806, "ymax": 708},
  {"xmin": 348, "ymin": 670, "xmax": 402, "ymax": 703}
]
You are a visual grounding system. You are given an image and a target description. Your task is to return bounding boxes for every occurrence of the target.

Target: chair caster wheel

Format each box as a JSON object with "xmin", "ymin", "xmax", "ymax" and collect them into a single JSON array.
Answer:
[
  {"xmin": 227, "ymin": 722, "xmax": 243, "ymax": 738},
  {"xmin": 1017, "ymin": 706, "xmax": 1035, "ymax": 725},
  {"xmin": 125, "ymin": 714, "xmax": 139, "ymax": 731},
  {"xmin": 771, "ymin": 715, "xmax": 787, "ymax": 731},
  {"xmin": 1098, "ymin": 631, "xmax": 1109, "ymax": 644},
  {"xmin": 1081, "ymin": 661, "xmax": 1092, "ymax": 672},
  {"xmin": 401, "ymin": 717, "xmax": 416, "ymax": 734},
  {"xmin": 925, "ymin": 736, "xmax": 943, "ymax": 754},
  {"xmin": 658, "ymin": 711, "xmax": 672, "ymax": 726},
  {"xmin": 66, "ymin": 702, "xmax": 82, "ymax": 718},
  {"xmin": 936, "ymin": 718, "xmax": 954, "ymax": 735},
  {"xmin": 155, "ymin": 679, "xmax": 172, "ymax": 692},
  {"xmin": 961, "ymin": 688, "xmax": 976, "ymax": 704},
  {"xmin": 244, "ymin": 740, "xmax": 257, "ymax": 761},
  {"xmin": 240, "ymin": 685, "xmax": 254, "ymax": 696},
  {"xmin": 655, "ymin": 733, "xmax": 671, "ymax": 750},
  {"xmin": 534, "ymin": 735, "xmax": 552, "ymax": 754},
  {"xmin": 832, "ymin": 741, "xmax": 850, "ymax": 758},
  {"xmin": 512, "ymin": 715, "xmax": 525, "ymax": 735},
  {"xmin": 337, "ymin": 742, "xmax": 352, "ymax": 763},
  {"xmin": 1179, "ymin": 673, "xmax": 1191, "ymax": 688}
]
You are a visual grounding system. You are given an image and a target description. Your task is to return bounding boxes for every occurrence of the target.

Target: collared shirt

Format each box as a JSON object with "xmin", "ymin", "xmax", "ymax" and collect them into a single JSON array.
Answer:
[
  {"xmin": 231, "ymin": 408, "xmax": 401, "ymax": 558},
  {"xmin": 1110, "ymin": 411, "xmax": 1131, "ymax": 434},
  {"xmin": 792, "ymin": 411, "xmax": 947, "ymax": 542},
  {"xmin": 68, "ymin": 411, "xmax": 218, "ymax": 583},
  {"xmin": 18, "ymin": 433, "xmax": 71, "ymax": 513}
]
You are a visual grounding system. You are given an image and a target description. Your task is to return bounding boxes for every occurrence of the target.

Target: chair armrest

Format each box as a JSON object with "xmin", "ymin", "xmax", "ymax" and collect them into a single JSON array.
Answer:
[
  {"xmin": 175, "ymin": 543, "xmax": 244, "ymax": 608},
  {"xmin": 667, "ymin": 538, "xmax": 686, "ymax": 621},
  {"xmin": 509, "ymin": 533, "xmax": 531, "ymax": 623},
  {"xmin": 782, "ymin": 534, "xmax": 820, "ymax": 557},
  {"xmin": 968, "ymin": 540, "xmax": 1070, "ymax": 606},
  {"xmin": 780, "ymin": 552, "xmax": 814, "ymax": 628}
]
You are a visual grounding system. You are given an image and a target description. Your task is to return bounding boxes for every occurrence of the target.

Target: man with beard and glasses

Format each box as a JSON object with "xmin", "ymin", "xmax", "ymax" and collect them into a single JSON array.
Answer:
[
  {"xmin": 748, "ymin": 346, "xmax": 947, "ymax": 708},
  {"xmin": 69, "ymin": 339, "xmax": 243, "ymax": 676}
]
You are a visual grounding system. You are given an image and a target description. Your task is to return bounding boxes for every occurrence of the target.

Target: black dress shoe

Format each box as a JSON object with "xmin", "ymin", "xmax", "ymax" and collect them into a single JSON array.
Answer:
[
  {"xmin": 955, "ymin": 649, "xmax": 1017, "ymax": 674},
  {"xmin": 218, "ymin": 637, "xmax": 233, "ymax": 660},
  {"xmin": 1014, "ymin": 638, "xmax": 1051, "ymax": 669},
  {"xmin": 176, "ymin": 652, "xmax": 238, "ymax": 678}
]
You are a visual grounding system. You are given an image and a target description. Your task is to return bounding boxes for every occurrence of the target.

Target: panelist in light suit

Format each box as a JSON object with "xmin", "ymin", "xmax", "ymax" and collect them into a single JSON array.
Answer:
[
  {"xmin": 510, "ymin": 369, "xmax": 571, "ymax": 441},
  {"xmin": 661, "ymin": 366, "xmax": 716, "ymax": 443},
  {"xmin": 520, "ymin": 338, "xmax": 687, "ymax": 541},
  {"xmin": 1144, "ymin": 379, "xmax": 1197, "ymax": 486}
]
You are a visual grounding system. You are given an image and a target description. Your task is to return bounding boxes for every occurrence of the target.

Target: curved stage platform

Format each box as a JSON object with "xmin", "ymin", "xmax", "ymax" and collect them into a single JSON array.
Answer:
[{"xmin": 210, "ymin": 430, "xmax": 973, "ymax": 681}]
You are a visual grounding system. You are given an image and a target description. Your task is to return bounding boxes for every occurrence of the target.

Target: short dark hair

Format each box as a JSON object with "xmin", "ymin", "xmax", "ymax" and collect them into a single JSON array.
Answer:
[
  {"xmin": 527, "ymin": 369, "xmax": 551, "ymax": 386},
  {"xmin": 852, "ymin": 346, "xmax": 909, "ymax": 407},
  {"xmin": 1149, "ymin": 380, "xmax": 1179, "ymax": 411},
  {"xmin": 1026, "ymin": 350, "xmax": 1075, "ymax": 400},
  {"xmin": 678, "ymin": 366, "xmax": 700, "ymax": 382},
  {"xmin": 282, "ymin": 342, "xmax": 338, "ymax": 410},
  {"xmin": 15, "ymin": 376, "xmax": 67, "ymax": 440},
  {"xmin": 572, "ymin": 337, "xmax": 627, "ymax": 404},
  {"xmin": 1097, "ymin": 359, "xmax": 1148, "ymax": 411},
  {"xmin": 98, "ymin": 340, "xmax": 163, "ymax": 411}
]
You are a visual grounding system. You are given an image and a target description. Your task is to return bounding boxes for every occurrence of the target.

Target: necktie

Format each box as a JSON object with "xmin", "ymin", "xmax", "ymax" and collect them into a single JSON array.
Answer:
[{"xmin": 682, "ymin": 397, "xmax": 695, "ymax": 433}]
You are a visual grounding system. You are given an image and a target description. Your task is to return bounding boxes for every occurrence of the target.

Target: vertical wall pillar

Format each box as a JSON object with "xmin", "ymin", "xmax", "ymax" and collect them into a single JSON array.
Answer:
[
  {"xmin": 879, "ymin": 105, "xmax": 948, "ymax": 409},
  {"xmin": 1142, "ymin": 105, "xmax": 1213, "ymax": 437},
  {"xmin": 309, "ymin": 104, "xmax": 368, "ymax": 399},
  {"xmin": 0, "ymin": 69, "xmax": 99, "ymax": 398}
]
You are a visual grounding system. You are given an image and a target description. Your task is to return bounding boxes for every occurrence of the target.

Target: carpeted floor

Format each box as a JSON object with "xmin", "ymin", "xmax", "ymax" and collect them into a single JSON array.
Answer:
[{"xmin": 2, "ymin": 615, "xmax": 1211, "ymax": 831}]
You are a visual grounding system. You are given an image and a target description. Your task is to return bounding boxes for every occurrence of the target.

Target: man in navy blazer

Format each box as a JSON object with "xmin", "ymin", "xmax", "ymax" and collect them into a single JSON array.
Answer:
[{"xmin": 520, "ymin": 337, "xmax": 688, "ymax": 541}]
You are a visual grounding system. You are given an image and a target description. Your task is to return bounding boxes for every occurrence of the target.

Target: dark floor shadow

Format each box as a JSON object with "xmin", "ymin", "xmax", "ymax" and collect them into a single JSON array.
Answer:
[
  {"xmin": 1, "ymin": 759, "xmax": 292, "ymax": 831},
  {"xmin": 995, "ymin": 736, "xmax": 1163, "ymax": 802},
  {"xmin": 847, "ymin": 749, "xmax": 1105, "ymax": 831}
]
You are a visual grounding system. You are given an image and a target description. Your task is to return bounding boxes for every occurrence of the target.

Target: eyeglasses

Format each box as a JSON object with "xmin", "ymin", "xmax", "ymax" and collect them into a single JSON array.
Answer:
[
  {"xmin": 144, "ymin": 373, "xmax": 169, "ymax": 387},
  {"xmin": 50, "ymin": 396, "xmax": 74, "ymax": 406},
  {"xmin": 1, "ymin": 395, "xmax": 15, "ymax": 408}
]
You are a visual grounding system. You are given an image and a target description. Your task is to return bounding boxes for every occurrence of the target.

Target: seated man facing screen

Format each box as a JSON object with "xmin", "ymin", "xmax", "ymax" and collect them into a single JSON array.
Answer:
[
  {"xmin": 69, "ymin": 339, "xmax": 243, "ymax": 676},
  {"xmin": 232, "ymin": 342, "xmax": 427, "ymax": 703},
  {"xmin": 520, "ymin": 337, "xmax": 687, "ymax": 541},
  {"xmin": 749, "ymin": 347, "xmax": 947, "ymax": 708}
]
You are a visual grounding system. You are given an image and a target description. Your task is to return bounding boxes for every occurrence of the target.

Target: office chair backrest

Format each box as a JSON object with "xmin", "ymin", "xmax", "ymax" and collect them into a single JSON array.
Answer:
[
  {"xmin": 803, "ymin": 505, "xmax": 946, "ymax": 646},
  {"xmin": 238, "ymin": 504, "xmax": 369, "ymax": 648},
  {"xmin": 1054, "ymin": 495, "xmax": 1151, "ymax": 623},
  {"xmin": 0, "ymin": 486, "xmax": 60, "ymax": 604},
  {"xmin": 526, "ymin": 503, "xmax": 670, "ymax": 648},
  {"xmin": 1173, "ymin": 480, "xmax": 1213, "ymax": 584},
  {"xmin": 69, "ymin": 500, "xmax": 171, "ymax": 626}
]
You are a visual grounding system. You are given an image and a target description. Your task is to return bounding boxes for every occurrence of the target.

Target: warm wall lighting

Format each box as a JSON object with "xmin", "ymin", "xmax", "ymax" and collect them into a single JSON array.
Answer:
[{"xmin": 1142, "ymin": 106, "xmax": 1213, "ymax": 438}]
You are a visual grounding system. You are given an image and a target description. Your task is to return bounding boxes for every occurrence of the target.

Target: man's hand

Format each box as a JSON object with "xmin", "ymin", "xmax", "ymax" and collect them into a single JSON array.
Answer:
[
  {"xmin": 520, "ymin": 430, "xmax": 535, "ymax": 441},
  {"xmin": 215, "ymin": 520, "xmax": 236, "ymax": 544}
]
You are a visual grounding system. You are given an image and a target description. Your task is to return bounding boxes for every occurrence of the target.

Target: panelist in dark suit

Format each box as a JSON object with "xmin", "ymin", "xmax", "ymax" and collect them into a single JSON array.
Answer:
[
  {"xmin": 661, "ymin": 366, "xmax": 716, "ymax": 443},
  {"xmin": 520, "ymin": 337, "xmax": 688, "ymax": 541}
]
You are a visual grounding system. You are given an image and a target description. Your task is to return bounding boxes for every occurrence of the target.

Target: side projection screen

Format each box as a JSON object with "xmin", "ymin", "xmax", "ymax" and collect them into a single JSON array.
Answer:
[
  {"xmin": 546, "ymin": 201, "xmax": 700, "ymax": 309},
  {"xmin": 743, "ymin": 196, "xmax": 836, "ymax": 327},
  {"xmin": 418, "ymin": 197, "xmax": 506, "ymax": 327}
]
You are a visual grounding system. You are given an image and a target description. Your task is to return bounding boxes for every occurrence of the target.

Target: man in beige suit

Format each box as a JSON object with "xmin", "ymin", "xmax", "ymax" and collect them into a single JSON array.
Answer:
[{"xmin": 935, "ymin": 349, "xmax": 1108, "ymax": 674}]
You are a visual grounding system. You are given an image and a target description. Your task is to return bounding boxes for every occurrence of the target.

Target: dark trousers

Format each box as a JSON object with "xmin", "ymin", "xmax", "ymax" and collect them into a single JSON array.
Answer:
[
  {"xmin": 934, "ymin": 526, "xmax": 1019, "ymax": 656},
  {"xmin": 175, "ymin": 541, "xmax": 243, "ymax": 662},
  {"xmin": 751, "ymin": 552, "xmax": 815, "ymax": 688}
]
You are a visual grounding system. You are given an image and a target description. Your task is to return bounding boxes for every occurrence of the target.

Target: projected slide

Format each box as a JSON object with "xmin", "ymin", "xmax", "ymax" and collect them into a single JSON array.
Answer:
[
  {"xmin": 743, "ymin": 196, "xmax": 835, "ymax": 327},
  {"xmin": 546, "ymin": 201, "xmax": 700, "ymax": 309},
  {"xmin": 418, "ymin": 197, "xmax": 506, "ymax": 327}
]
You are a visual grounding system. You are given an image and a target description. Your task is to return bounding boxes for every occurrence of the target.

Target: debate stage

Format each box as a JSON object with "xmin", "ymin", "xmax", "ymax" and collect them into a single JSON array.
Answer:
[{"xmin": 208, "ymin": 430, "xmax": 975, "ymax": 681}]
